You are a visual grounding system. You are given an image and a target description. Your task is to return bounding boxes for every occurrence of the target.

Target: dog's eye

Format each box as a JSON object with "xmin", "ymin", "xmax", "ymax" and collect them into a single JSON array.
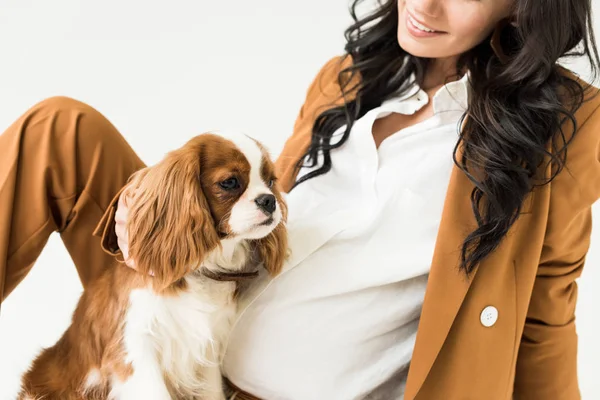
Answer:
[
  {"xmin": 219, "ymin": 177, "xmax": 240, "ymax": 190},
  {"xmin": 268, "ymin": 179, "xmax": 275, "ymax": 188}
]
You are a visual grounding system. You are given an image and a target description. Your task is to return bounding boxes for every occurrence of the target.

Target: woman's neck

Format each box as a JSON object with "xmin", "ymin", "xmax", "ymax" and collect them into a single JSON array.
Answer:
[{"xmin": 422, "ymin": 56, "xmax": 461, "ymax": 90}]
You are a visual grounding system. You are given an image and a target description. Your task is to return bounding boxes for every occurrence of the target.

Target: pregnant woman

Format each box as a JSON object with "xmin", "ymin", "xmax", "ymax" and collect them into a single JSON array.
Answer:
[{"xmin": 2, "ymin": 0, "xmax": 599, "ymax": 399}]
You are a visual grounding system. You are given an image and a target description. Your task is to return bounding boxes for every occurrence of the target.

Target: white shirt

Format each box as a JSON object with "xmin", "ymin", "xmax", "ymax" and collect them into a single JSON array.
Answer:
[{"xmin": 222, "ymin": 74, "xmax": 470, "ymax": 400}]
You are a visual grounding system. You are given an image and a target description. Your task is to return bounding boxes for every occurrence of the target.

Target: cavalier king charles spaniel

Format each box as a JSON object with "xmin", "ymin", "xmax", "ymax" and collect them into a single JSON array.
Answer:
[{"xmin": 19, "ymin": 132, "xmax": 288, "ymax": 400}]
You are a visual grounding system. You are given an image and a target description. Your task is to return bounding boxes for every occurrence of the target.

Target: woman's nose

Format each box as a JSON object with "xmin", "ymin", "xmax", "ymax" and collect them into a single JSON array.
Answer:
[{"xmin": 408, "ymin": 0, "xmax": 442, "ymax": 19}]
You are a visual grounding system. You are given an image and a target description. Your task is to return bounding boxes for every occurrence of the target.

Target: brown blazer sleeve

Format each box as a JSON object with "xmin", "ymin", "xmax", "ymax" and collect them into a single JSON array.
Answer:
[
  {"xmin": 514, "ymin": 100, "xmax": 600, "ymax": 399},
  {"xmin": 274, "ymin": 55, "xmax": 352, "ymax": 192}
]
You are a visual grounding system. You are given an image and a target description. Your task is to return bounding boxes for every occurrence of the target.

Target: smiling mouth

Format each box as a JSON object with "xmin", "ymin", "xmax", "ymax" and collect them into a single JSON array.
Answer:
[{"xmin": 407, "ymin": 11, "xmax": 446, "ymax": 34}]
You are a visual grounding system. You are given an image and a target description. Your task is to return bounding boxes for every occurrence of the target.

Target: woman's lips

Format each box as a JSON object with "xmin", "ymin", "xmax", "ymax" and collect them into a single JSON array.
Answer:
[{"xmin": 405, "ymin": 11, "xmax": 446, "ymax": 38}]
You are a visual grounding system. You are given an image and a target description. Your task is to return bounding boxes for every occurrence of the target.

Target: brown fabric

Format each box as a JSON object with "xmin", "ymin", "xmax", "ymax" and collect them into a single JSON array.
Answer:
[
  {"xmin": 275, "ymin": 55, "xmax": 360, "ymax": 193},
  {"xmin": 0, "ymin": 96, "xmax": 145, "ymax": 305},
  {"xmin": 223, "ymin": 377, "xmax": 262, "ymax": 400}
]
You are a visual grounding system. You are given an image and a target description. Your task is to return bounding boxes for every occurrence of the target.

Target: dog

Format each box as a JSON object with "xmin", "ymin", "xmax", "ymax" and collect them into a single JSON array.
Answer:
[{"xmin": 19, "ymin": 132, "xmax": 288, "ymax": 400}]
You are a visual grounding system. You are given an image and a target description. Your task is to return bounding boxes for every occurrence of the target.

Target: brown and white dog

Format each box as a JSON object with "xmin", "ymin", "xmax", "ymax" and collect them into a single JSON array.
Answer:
[{"xmin": 19, "ymin": 132, "xmax": 288, "ymax": 400}]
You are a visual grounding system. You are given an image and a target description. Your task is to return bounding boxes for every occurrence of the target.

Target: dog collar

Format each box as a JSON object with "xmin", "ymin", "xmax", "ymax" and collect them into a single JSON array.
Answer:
[{"xmin": 200, "ymin": 266, "xmax": 259, "ymax": 282}]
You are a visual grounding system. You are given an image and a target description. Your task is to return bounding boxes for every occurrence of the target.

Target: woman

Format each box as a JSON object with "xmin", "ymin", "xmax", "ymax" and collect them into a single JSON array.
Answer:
[{"xmin": 1, "ymin": 0, "xmax": 599, "ymax": 398}]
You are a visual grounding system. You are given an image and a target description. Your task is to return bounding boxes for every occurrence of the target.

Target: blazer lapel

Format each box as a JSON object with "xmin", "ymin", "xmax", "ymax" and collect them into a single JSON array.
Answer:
[{"xmin": 404, "ymin": 141, "xmax": 480, "ymax": 399}]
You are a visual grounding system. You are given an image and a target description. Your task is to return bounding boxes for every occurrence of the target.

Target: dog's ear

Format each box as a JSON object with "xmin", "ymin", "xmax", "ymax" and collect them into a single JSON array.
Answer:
[
  {"xmin": 254, "ymin": 190, "xmax": 288, "ymax": 276},
  {"xmin": 125, "ymin": 149, "xmax": 220, "ymax": 289}
]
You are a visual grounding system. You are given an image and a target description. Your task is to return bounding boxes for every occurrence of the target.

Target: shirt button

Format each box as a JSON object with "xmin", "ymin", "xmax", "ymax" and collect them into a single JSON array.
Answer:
[{"xmin": 480, "ymin": 306, "xmax": 498, "ymax": 327}]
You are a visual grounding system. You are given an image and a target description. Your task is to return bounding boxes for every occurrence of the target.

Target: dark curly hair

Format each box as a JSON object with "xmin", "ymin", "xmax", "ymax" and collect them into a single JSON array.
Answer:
[{"xmin": 291, "ymin": 0, "xmax": 599, "ymax": 275}]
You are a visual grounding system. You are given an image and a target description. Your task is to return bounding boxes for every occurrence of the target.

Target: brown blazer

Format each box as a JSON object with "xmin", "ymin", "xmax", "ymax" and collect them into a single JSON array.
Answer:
[{"xmin": 274, "ymin": 56, "xmax": 600, "ymax": 399}]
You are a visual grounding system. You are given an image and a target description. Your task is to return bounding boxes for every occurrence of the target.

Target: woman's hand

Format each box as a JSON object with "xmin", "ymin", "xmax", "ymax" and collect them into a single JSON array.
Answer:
[{"xmin": 114, "ymin": 189, "xmax": 137, "ymax": 269}]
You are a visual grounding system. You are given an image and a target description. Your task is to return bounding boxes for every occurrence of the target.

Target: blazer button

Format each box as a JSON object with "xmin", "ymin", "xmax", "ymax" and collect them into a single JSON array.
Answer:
[{"xmin": 480, "ymin": 306, "xmax": 498, "ymax": 327}]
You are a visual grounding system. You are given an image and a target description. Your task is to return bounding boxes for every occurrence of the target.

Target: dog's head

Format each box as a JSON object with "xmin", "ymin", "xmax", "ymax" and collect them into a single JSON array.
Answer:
[{"xmin": 124, "ymin": 132, "xmax": 287, "ymax": 288}]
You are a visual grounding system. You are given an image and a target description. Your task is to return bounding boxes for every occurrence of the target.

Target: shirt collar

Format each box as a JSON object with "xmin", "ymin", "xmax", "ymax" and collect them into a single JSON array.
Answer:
[
  {"xmin": 381, "ymin": 71, "xmax": 470, "ymax": 116},
  {"xmin": 431, "ymin": 71, "xmax": 470, "ymax": 114}
]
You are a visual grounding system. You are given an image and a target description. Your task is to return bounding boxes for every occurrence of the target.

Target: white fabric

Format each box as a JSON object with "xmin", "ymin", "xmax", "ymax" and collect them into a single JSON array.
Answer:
[{"xmin": 222, "ymin": 74, "xmax": 470, "ymax": 400}]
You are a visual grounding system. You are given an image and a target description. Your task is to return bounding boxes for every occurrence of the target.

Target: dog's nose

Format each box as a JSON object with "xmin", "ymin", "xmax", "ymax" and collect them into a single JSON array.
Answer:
[{"xmin": 255, "ymin": 194, "xmax": 276, "ymax": 214}]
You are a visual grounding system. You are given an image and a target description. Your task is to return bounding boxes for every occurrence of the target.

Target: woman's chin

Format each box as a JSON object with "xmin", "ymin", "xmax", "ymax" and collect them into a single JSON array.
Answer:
[
  {"xmin": 397, "ymin": 32, "xmax": 430, "ymax": 58},
  {"xmin": 397, "ymin": 28, "xmax": 455, "ymax": 59}
]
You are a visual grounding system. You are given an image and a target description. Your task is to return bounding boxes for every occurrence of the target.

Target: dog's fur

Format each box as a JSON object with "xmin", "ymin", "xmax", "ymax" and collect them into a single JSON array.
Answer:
[{"xmin": 19, "ymin": 132, "xmax": 287, "ymax": 400}]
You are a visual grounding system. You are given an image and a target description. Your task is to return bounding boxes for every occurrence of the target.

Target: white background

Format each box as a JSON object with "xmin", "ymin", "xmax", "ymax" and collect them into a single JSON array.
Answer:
[{"xmin": 0, "ymin": 1, "xmax": 598, "ymax": 399}]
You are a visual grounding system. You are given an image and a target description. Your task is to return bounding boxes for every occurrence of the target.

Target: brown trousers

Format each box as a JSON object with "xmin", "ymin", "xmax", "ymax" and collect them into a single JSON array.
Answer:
[{"xmin": 0, "ymin": 96, "xmax": 145, "ymax": 306}]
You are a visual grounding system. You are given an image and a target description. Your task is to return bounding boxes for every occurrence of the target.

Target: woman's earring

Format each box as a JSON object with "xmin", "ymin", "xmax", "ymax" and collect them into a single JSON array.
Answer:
[{"xmin": 490, "ymin": 19, "xmax": 511, "ymax": 64}]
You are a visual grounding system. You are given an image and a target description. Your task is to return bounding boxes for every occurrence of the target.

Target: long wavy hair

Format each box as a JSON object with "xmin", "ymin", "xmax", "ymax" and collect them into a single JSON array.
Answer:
[{"xmin": 292, "ymin": 0, "xmax": 599, "ymax": 274}]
